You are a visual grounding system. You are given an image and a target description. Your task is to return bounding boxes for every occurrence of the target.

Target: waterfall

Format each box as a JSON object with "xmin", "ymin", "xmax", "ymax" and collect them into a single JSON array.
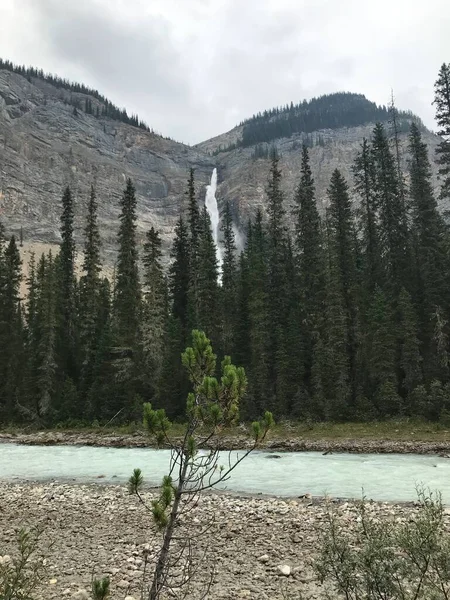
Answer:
[{"xmin": 205, "ymin": 168, "xmax": 223, "ymax": 272}]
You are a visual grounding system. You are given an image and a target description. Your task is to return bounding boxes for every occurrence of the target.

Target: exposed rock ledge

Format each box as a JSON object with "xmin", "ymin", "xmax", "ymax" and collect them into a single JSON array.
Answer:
[{"xmin": 1, "ymin": 431, "xmax": 450, "ymax": 455}]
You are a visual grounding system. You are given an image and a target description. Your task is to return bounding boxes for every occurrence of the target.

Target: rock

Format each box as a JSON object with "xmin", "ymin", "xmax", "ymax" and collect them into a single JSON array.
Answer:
[
  {"xmin": 49, "ymin": 578, "xmax": 58, "ymax": 584},
  {"xmin": 277, "ymin": 565, "xmax": 292, "ymax": 576},
  {"xmin": 117, "ymin": 580, "xmax": 129, "ymax": 589},
  {"xmin": 124, "ymin": 597, "xmax": 136, "ymax": 600},
  {"xmin": 257, "ymin": 554, "xmax": 270, "ymax": 563},
  {"xmin": 72, "ymin": 590, "xmax": 89, "ymax": 600}
]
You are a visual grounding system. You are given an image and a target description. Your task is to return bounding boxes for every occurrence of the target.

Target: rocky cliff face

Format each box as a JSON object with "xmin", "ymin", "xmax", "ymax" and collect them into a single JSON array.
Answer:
[
  {"xmin": 0, "ymin": 70, "xmax": 215, "ymax": 261},
  {"xmin": 197, "ymin": 124, "xmax": 442, "ymax": 233},
  {"xmin": 0, "ymin": 68, "xmax": 442, "ymax": 265}
]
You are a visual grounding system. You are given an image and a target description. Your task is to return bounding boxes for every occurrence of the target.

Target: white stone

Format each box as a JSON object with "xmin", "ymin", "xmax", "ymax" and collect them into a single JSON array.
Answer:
[
  {"xmin": 257, "ymin": 554, "xmax": 269, "ymax": 563},
  {"xmin": 277, "ymin": 564, "xmax": 291, "ymax": 576}
]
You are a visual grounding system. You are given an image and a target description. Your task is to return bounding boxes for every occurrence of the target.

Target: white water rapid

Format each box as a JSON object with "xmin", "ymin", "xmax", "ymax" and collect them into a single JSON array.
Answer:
[{"xmin": 205, "ymin": 168, "xmax": 223, "ymax": 273}]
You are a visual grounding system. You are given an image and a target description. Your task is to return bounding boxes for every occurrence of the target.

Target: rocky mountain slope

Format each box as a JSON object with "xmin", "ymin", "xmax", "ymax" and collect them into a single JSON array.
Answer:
[
  {"xmin": 0, "ymin": 69, "xmax": 215, "ymax": 261},
  {"xmin": 198, "ymin": 124, "xmax": 441, "ymax": 232},
  {"xmin": 0, "ymin": 66, "xmax": 442, "ymax": 264}
]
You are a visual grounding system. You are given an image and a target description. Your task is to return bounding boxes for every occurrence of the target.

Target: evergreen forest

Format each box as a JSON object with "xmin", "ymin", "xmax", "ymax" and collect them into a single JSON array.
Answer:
[
  {"xmin": 0, "ymin": 65, "xmax": 450, "ymax": 427},
  {"xmin": 239, "ymin": 92, "xmax": 421, "ymax": 148}
]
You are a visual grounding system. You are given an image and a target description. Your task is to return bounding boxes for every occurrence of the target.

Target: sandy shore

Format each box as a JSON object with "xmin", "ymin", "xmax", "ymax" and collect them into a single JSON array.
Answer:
[
  {"xmin": 0, "ymin": 482, "xmax": 433, "ymax": 600},
  {"xmin": 2, "ymin": 430, "xmax": 450, "ymax": 454}
]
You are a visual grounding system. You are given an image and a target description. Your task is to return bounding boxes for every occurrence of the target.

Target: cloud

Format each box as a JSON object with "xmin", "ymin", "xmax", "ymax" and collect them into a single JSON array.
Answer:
[{"xmin": 0, "ymin": 0, "xmax": 449, "ymax": 143}]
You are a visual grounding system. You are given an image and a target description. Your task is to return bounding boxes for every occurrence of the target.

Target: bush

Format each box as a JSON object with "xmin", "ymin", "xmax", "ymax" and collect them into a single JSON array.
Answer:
[
  {"xmin": 316, "ymin": 488, "xmax": 450, "ymax": 599},
  {"xmin": 0, "ymin": 527, "xmax": 46, "ymax": 600}
]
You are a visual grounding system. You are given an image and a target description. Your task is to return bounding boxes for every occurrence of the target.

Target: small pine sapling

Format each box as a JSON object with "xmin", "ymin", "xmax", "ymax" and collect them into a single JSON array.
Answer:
[{"xmin": 128, "ymin": 329, "xmax": 273, "ymax": 600}]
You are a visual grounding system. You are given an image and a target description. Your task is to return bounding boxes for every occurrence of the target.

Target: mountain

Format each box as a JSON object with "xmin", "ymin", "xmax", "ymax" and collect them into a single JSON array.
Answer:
[
  {"xmin": 197, "ymin": 94, "xmax": 441, "ymax": 231},
  {"xmin": 0, "ymin": 61, "xmax": 442, "ymax": 264},
  {"xmin": 0, "ymin": 64, "xmax": 215, "ymax": 263}
]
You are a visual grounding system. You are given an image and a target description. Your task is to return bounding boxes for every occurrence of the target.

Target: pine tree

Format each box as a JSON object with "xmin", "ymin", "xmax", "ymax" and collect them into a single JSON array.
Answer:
[
  {"xmin": 186, "ymin": 169, "xmax": 201, "ymax": 329},
  {"xmin": 197, "ymin": 206, "xmax": 219, "ymax": 345},
  {"xmin": 57, "ymin": 186, "xmax": 78, "ymax": 382},
  {"xmin": 0, "ymin": 236, "xmax": 23, "ymax": 420},
  {"xmin": 353, "ymin": 138, "xmax": 383, "ymax": 295},
  {"xmin": 293, "ymin": 146, "xmax": 326, "ymax": 409},
  {"xmin": 434, "ymin": 63, "xmax": 450, "ymax": 201},
  {"xmin": 246, "ymin": 210, "xmax": 270, "ymax": 417},
  {"xmin": 408, "ymin": 122, "xmax": 449, "ymax": 379},
  {"xmin": 160, "ymin": 217, "xmax": 191, "ymax": 417},
  {"xmin": 388, "ymin": 91, "xmax": 407, "ymax": 206},
  {"xmin": 265, "ymin": 155, "xmax": 290, "ymax": 414},
  {"xmin": 234, "ymin": 244, "xmax": 251, "ymax": 376},
  {"xmin": 371, "ymin": 123, "xmax": 410, "ymax": 292},
  {"xmin": 34, "ymin": 252, "xmax": 58, "ymax": 421},
  {"xmin": 140, "ymin": 227, "xmax": 167, "ymax": 400},
  {"xmin": 113, "ymin": 178, "xmax": 141, "ymax": 347},
  {"xmin": 327, "ymin": 170, "xmax": 359, "ymax": 404},
  {"xmin": 169, "ymin": 216, "xmax": 190, "ymax": 343},
  {"xmin": 319, "ymin": 218, "xmax": 352, "ymax": 420},
  {"xmin": 220, "ymin": 201, "xmax": 238, "ymax": 356},
  {"xmin": 79, "ymin": 185, "xmax": 103, "ymax": 402}
]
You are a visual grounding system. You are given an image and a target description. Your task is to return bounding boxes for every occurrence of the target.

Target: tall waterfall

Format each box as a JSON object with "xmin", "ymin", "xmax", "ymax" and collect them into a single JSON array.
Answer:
[{"xmin": 205, "ymin": 168, "xmax": 223, "ymax": 272}]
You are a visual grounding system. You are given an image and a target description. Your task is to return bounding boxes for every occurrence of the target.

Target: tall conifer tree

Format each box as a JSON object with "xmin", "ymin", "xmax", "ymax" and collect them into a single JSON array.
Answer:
[
  {"xmin": 113, "ymin": 178, "xmax": 141, "ymax": 347},
  {"xmin": 327, "ymin": 170, "xmax": 359, "ymax": 404},
  {"xmin": 79, "ymin": 185, "xmax": 102, "ymax": 401},
  {"xmin": 141, "ymin": 227, "xmax": 167, "ymax": 399},
  {"xmin": 220, "ymin": 201, "xmax": 238, "ymax": 356},
  {"xmin": 434, "ymin": 63, "xmax": 450, "ymax": 201},
  {"xmin": 57, "ymin": 186, "xmax": 78, "ymax": 382}
]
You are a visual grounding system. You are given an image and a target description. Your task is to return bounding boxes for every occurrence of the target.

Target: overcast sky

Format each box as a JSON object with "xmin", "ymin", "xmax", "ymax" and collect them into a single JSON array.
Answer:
[{"xmin": 0, "ymin": 0, "xmax": 449, "ymax": 144}]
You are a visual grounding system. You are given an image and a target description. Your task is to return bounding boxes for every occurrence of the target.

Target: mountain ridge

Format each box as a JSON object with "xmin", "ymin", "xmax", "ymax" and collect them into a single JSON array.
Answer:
[{"xmin": 0, "ymin": 61, "xmax": 442, "ymax": 265}]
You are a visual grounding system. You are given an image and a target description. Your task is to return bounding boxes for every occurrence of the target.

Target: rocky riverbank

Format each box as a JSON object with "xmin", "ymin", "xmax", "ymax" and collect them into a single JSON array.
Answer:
[
  {"xmin": 1, "ymin": 430, "xmax": 450, "ymax": 455},
  {"xmin": 0, "ymin": 482, "xmax": 430, "ymax": 600}
]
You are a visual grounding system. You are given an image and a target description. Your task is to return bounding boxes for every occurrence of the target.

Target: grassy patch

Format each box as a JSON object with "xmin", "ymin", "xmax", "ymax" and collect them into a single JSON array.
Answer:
[{"xmin": 1, "ymin": 419, "xmax": 449, "ymax": 442}]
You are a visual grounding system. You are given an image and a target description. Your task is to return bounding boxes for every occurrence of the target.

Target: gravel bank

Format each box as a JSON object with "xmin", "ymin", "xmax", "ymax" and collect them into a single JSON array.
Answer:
[
  {"xmin": 1, "ymin": 430, "xmax": 450, "ymax": 454},
  {"xmin": 0, "ymin": 482, "xmax": 433, "ymax": 600}
]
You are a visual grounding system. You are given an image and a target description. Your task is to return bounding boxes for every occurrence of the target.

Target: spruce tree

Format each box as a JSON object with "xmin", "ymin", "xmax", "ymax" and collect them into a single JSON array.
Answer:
[
  {"xmin": 234, "ymin": 244, "xmax": 251, "ymax": 377},
  {"xmin": 113, "ymin": 178, "xmax": 141, "ymax": 347},
  {"xmin": 140, "ymin": 227, "xmax": 167, "ymax": 400},
  {"xmin": 408, "ymin": 122, "xmax": 449, "ymax": 378},
  {"xmin": 197, "ymin": 206, "xmax": 219, "ymax": 345},
  {"xmin": 327, "ymin": 170, "xmax": 359, "ymax": 404},
  {"xmin": 79, "ymin": 185, "xmax": 102, "ymax": 401},
  {"xmin": 161, "ymin": 217, "xmax": 191, "ymax": 417},
  {"xmin": 388, "ymin": 92, "xmax": 407, "ymax": 206},
  {"xmin": 186, "ymin": 168, "xmax": 201, "ymax": 329},
  {"xmin": 220, "ymin": 201, "xmax": 238, "ymax": 357},
  {"xmin": 169, "ymin": 216, "xmax": 190, "ymax": 343},
  {"xmin": 246, "ymin": 210, "xmax": 270, "ymax": 417},
  {"xmin": 57, "ymin": 186, "xmax": 78, "ymax": 383},
  {"xmin": 34, "ymin": 252, "xmax": 58, "ymax": 421},
  {"xmin": 0, "ymin": 236, "xmax": 23, "ymax": 420},
  {"xmin": 371, "ymin": 123, "xmax": 410, "ymax": 292},
  {"xmin": 353, "ymin": 138, "xmax": 383, "ymax": 295},
  {"xmin": 319, "ymin": 217, "xmax": 351, "ymax": 420},
  {"xmin": 265, "ymin": 155, "xmax": 290, "ymax": 414},
  {"xmin": 434, "ymin": 63, "xmax": 450, "ymax": 201},
  {"xmin": 293, "ymin": 146, "xmax": 326, "ymax": 410}
]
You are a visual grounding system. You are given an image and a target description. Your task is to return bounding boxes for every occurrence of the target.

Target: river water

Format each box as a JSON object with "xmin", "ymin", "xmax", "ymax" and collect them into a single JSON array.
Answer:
[{"xmin": 1, "ymin": 443, "xmax": 450, "ymax": 503}]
